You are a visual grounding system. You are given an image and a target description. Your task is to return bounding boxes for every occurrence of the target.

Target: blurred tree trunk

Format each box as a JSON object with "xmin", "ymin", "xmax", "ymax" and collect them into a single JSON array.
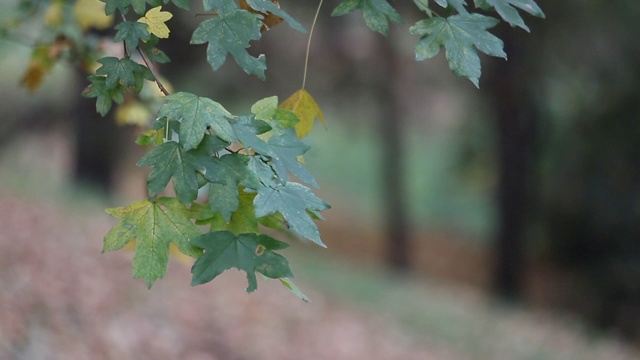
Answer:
[
  {"xmin": 73, "ymin": 70, "xmax": 121, "ymax": 193},
  {"xmin": 486, "ymin": 29, "xmax": 537, "ymax": 300},
  {"xmin": 375, "ymin": 32, "xmax": 410, "ymax": 270}
]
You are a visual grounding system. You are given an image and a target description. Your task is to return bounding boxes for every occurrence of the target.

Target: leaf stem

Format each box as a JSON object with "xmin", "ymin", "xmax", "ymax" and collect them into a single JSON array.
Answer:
[{"xmin": 302, "ymin": 0, "xmax": 324, "ymax": 90}]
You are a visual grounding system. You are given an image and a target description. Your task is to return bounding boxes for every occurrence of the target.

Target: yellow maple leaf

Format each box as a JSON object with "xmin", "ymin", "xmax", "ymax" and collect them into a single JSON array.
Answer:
[
  {"xmin": 279, "ymin": 89, "xmax": 325, "ymax": 138},
  {"xmin": 138, "ymin": 6, "xmax": 173, "ymax": 39},
  {"xmin": 73, "ymin": 0, "xmax": 113, "ymax": 31}
]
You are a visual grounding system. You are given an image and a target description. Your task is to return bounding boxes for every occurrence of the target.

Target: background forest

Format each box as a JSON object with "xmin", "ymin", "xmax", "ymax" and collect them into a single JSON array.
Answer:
[{"xmin": 1, "ymin": 0, "xmax": 640, "ymax": 358}]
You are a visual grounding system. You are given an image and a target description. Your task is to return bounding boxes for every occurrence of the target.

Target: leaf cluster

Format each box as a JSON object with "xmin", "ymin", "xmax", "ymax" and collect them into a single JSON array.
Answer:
[
  {"xmin": 332, "ymin": 0, "xmax": 545, "ymax": 86},
  {"xmin": 4, "ymin": 0, "xmax": 544, "ymax": 299}
]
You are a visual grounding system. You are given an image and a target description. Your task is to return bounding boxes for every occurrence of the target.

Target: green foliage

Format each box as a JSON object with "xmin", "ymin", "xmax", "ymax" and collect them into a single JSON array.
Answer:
[
  {"xmin": 191, "ymin": 231, "xmax": 293, "ymax": 292},
  {"xmin": 190, "ymin": 9, "xmax": 266, "ymax": 79},
  {"xmin": 410, "ymin": 14, "xmax": 506, "ymax": 87},
  {"xmin": 103, "ymin": 197, "xmax": 203, "ymax": 288},
  {"xmin": 4, "ymin": 0, "xmax": 543, "ymax": 297},
  {"xmin": 332, "ymin": 0, "xmax": 403, "ymax": 36}
]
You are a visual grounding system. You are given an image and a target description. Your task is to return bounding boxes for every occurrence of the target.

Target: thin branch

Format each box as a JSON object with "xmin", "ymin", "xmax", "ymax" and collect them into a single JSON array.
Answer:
[{"xmin": 137, "ymin": 46, "xmax": 170, "ymax": 96}]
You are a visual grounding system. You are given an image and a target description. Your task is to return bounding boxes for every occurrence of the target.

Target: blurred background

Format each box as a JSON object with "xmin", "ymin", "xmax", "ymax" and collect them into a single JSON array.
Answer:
[{"xmin": 2, "ymin": 0, "xmax": 640, "ymax": 359}]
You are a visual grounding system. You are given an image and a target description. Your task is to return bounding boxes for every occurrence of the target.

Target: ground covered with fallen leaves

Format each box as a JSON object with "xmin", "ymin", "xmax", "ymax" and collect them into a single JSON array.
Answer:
[{"xmin": 0, "ymin": 189, "xmax": 461, "ymax": 360}]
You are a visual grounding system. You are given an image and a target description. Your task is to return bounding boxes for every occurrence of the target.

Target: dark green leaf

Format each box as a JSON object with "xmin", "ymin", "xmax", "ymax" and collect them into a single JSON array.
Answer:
[
  {"xmin": 190, "ymin": 9, "xmax": 266, "ymax": 79},
  {"xmin": 191, "ymin": 231, "xmax": 293, "ymax": 292},
  {"xmin": 230, "ymin": 115, "xmax": 272, "ymax": 154},
  {"xmin": 254, "ymin": 182, "xmax": 330, "ymax": 246},
  {"xmin": 244, "ymin": 0, "xmax": 306, "ymax": 32},
  {"xmin": 332, "ymin": 0, "xmax": 402, "ymax": 36},
  {"xmin": 266, "ymin": 130, "xmax": 316, "ymax": 187},
  {"xmin": 115, "ymin": 21, "xmax": 151, "ymax": 54},
  {"xmin": 203, "ymin": 0, "xmax": 238, "ymax": 13},
  {"xmin": 477, "ymin": 0, "xmax": 544, "ymax": 32},
  {"xmin": 83, "ymin": 75, "xmax": 126, "ymax": 116},
  {"xmin": 434, "ymin": 0, "xmax": 469, "ymax": 14},
  {"xmin": 139, "ymin": 36, "xmax": 171, "ymax": 64},
  {"xmin": 136, "ymin": 141, "xmax": 203, "ymax": 203},
  {"xmin": 95, "ymin": 56, "xmax": 153, "ymax": 92},
  {"xmin": 410, "ymin": 13, "xmax": 505, "ymax": 87},
  {"xmin": 158, "ymin": 92, "xmax": 235, "ymax": 150}
]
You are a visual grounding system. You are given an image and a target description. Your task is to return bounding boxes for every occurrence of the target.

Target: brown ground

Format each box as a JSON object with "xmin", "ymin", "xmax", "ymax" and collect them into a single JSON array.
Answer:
[{"xmin": 0, "ymin": 190, "xmax": 461, "ymax": 360}]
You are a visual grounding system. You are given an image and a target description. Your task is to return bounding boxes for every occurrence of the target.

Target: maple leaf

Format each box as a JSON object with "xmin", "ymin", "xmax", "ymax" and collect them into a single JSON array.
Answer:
[
  {"xmin": 409, "ymin": 13, "xmax": 505, "ymax": 87},
  {"xmin": 332, "ymin": 0, "xmax": 402, "ymax": 36},
  {"xmin": 200, "ymin": 154, "xmax": 260, "ymax": 221},
  {"xmin": 100, "ymin": 0, "xmax": 145, "ymax": 15},
  {"xmin": 158, "ymin": 92, "xmax": 235, "ymax": 150},
  {"xmin": 138, "ymin": 6, "xmax": 173, "ymax": 38},
  {"xmin": 203, "ymin": 0, "xmax": 238, "ymax": 14},
  {"xmin": 241, "ymin": 0, "xmax": 305, "ymax": 32},
  {"xmin": 195, "ymin": 189, "xmax": 260, "ymax": 234},
  {"xmin": 74, "ymin": 0, "xmax": 114, "ymax": 30},
  {"xmin": 96, "ymin": 56, "xmax": 153, "ymax": 92},
  {"xmin": 191, "ymin": 231, "xmax": 293, "ymax": 292},
  {"xmin": 191, "ymin": 9, "xmax": 266, "ymax": 79},
  {"xmin": 136, "ymin": 141, "xmax": 207, "ymax": 203},
  {"xmin": 103, "ymin": 197, "xmax": 202, "ymax": 288},
  {"xmin": 83, "ymin": 75, "xmax": 127, "ymax": 116},
  {"xmin": 476, "ymin": 0, "xmax": 544, "ymax": 32},
  {"xmin": 139, "ymin": 36, "xmax": 170, "ymax": 63},
  {"xmin": 115, "ymin": 21, "xmax": 151, "ymax": 54},
  {"xmin": 266, "ymin": 130, "xmax": 317, "ymax": 187},
  {"xmin": 254, "ymin": 182, "xmax": 330, "ymax": 246},
  {"xmin": 229, "ymin": 115, "xmax": 272, "ymax": 154},
  {"xmin": 279, "ymin": 89, "xmax": 324, "ymax": 138},
  {"xmin": 433, "ymin": 0, "xmax": 469, "ymax": 14},
  {"xmin": 251, "ymin": 96, "xmax": 299, "ymax": 131}
]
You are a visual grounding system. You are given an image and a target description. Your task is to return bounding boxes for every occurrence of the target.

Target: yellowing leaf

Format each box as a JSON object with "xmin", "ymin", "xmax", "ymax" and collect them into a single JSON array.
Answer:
[
  {"xmin": 115, "ymin": 100, "xmax": 151, "ymax": 126},
  {"xmin": 138, "ymin": 6, "xmax": 173, "ymax": 39},
  {"xmin": 19, "ymin": 45, "xmax": 59, "ymax": 93},
  {"xmin": 279, "ymin": 89, "xmax": 325, "ymax": 138},
  {"xmin": 44, "ymin": 1, "xmax": 63, "ymax": 27},
  {"xmin": 74, "ymin": 0, "xmax": 114, "ymax": 31}
]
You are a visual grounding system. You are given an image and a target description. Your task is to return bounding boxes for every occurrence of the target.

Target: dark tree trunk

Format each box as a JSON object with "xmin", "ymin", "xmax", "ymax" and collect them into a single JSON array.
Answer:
[
  {"xmin": 375, "ymin": 32, "xmax": 411, "ymax": 271},
  {"xmin": 486, "ymin": 30, "xmax": 537, "ymax": 300},
  {"xmin": 73, "ymin": 71, "xmax": 122, "ymax": 193}
]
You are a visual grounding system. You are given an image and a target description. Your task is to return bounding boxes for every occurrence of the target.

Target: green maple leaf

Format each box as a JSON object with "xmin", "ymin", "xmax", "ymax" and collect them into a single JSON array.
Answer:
[
  {"xmin": 194, "ymin": 190, "xmax": 259, "ymax": 234},
  {"xmin": 203, "ymin": 0, "xmax": 238, "ymax": 13},
  {"xmin": 230, "ymin": 115, "xmax": 272, "ymax": 154},
  {"xmin": 139, "ymin": 36, "xmax": 170, "ymax": 64},
  {"xmin": 137, "ymin": 141, "xmax": 206, "ymax": 203},
  {"xmin": 433, "ymin": 0, "xmax": 469, "ymax": 14},
  {"xmin": 158, "ymin": 92, "xmax": 235, "ymax": 150},
  {"xmin": 201, "ymin": 153, "xmax": 260, "ymax": 221},
  {"xmin": 266, "ymin": 130, "xmax": 316, "ymax": 187},
  {"xmin": 254, "ymin": 182, "xmax": 330, "ymax": 246},
  {"xmin": 191, "ymin": 231, "xmax": 293, "ymax": 292},
  {"xmin": 101, "ymin": 0, "xmax": 148, "ymax": 15},
  {"xmin": 332, "ymin": 0, "xmax": 403, "ymax": 36},
  {"xmin": 244, "ymin": 0, "xmax": 306, "ymax": 32},
  {"xmin": 476, "ymin": 0, "xmax": 544, "ymax": 32},
  {"xmin": 83, "ymin": 75, "xmax": 126, "ymax": 116},
  {"xmin": 252, "ymin": 96, "xmax": 299, "ymax": 132},
  {"xmin": 96, "ymin": 57, "xmax": 153, "ymax": 92},
  {"xmin": 103, "ymin": 197, "xmax": 202, "ymax": 288},
  {"xmin": 191, "ymin": 9, "xmax": 266, "ymax": 79},
  {"xmin": 114, "ymin": 21, "xmax": 151, "ymax": 54},
  {"xmin": 410, "ymin": 13, "xmax": 505, "ymax": 87}
]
